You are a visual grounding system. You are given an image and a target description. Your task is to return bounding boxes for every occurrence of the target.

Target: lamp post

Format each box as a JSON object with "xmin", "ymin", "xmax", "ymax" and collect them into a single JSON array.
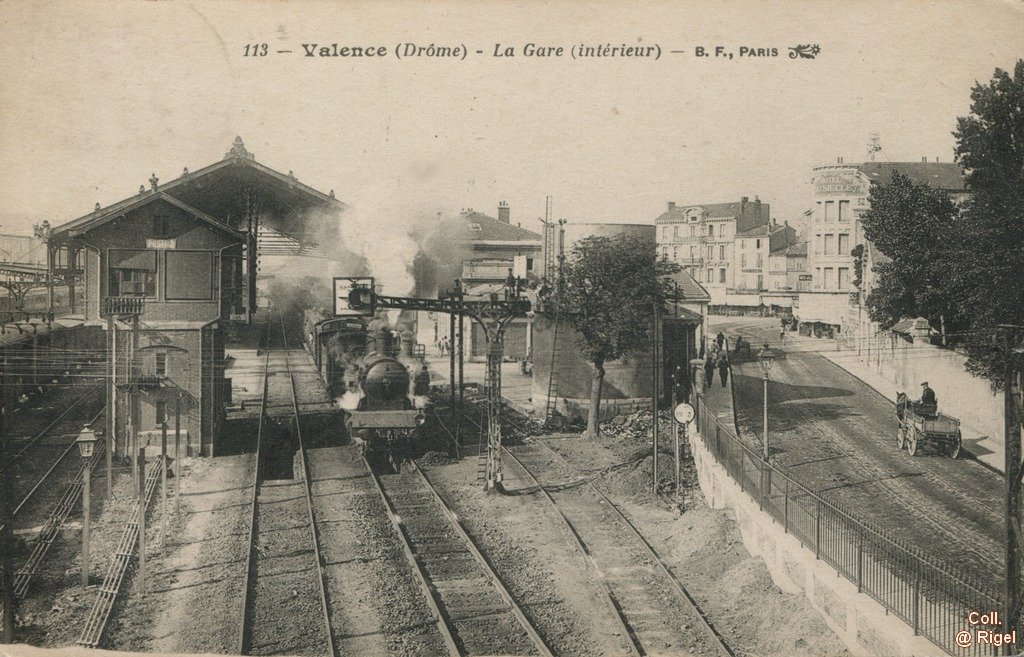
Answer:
[
  {"xmin": 757, "ymin": 344, "xmax": 776, "ymax": 462},
  {"xmin": 76, "ymin": 424, "xmax": 98, "ymax": 586}
]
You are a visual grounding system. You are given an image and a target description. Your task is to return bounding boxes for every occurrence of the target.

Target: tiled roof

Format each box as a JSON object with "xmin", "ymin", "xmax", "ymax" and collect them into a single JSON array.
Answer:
[
  {"xmin": 655, "ymin": 199, "xmax": 770, "ymax": 234},
  {"xmin": 51, "ymin": 137, "xmax": 345, "ymax": 240},
  {"xmin": 666, "ymin": 268, "xmax": 711, "ymax": 301},
  {"xmin": 857, "ymin": 162, "xmax": 966, "ymax": 191},
  {"xmin": 782, "ymin": 241, "xmax": 808, "ymax": 256},
  {"xmin": 736, "ymin": 224, "xmax": 770, "ymax": 238},
  {"xmin": 440, "ymin": 211, "xmax": 542, "ymax": 243},
  {"xmin": 50, "ymin": 192, "xmax": 246, "ymax": 239}
]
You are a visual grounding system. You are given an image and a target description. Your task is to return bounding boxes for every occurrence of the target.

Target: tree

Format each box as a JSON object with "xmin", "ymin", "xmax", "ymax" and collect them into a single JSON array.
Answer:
[
  {"xmin": 860, "ymin": 171, "xmax": 962, "ymax": 332},
  {"xmin": 557, "ymin": 233, "xmax": 679, "ymax": 437},
  {"xmin": 949, "ymin": 60, "xmax": 1024, "ymax": 383}
]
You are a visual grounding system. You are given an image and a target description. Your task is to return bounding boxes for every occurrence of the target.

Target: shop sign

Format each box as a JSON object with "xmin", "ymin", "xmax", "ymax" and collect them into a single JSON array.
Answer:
[{"xmin": 815, "ymin": 172, "xmax": 865, "ymax": 196}]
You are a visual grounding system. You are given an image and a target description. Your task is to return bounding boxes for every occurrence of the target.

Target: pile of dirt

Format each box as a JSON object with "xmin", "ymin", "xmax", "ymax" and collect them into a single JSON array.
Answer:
[
  {"xmin": 416, "ymin": 450, "xmax": 457, "ymax": 466},
  {"xmin": 596, "ymin": 448, "xmax": 701, "ymax": 511},
  {"xmin": 604, "ymin": 410, "xmax": 674, "ymax": 444}
]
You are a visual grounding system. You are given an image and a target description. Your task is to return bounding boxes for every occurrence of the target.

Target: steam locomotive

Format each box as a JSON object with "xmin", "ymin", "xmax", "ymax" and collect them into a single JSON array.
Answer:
[
  {"xmin": 345, "ymin": 350, "xmax": 426, "ymax": 470},
  {"xmin": 304, "ymin": 309, "xmax": 426, "ymax": 470}
]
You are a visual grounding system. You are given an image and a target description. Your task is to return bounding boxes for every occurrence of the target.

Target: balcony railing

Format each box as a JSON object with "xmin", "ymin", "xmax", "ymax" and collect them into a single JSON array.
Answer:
[{"xmin": 102, "ymin": 297, "xmax": 145, "ymax": 316}]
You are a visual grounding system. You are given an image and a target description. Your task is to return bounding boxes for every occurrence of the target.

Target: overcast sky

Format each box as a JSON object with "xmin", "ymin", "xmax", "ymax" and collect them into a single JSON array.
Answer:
[{"xmin": 1, "ymin": 0, "xmax": 1021, "ymax": 236}]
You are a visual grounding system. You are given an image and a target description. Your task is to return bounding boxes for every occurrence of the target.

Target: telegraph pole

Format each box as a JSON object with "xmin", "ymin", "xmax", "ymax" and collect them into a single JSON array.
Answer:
[
  {"xmin": 1, "ymin": 350, "xmax": 15, "ymax": 642},
  {"xmin": 652, "ymin": 303, "xmax": 660, "ymax": 496},
  {"xmin": 106, "ymin": 314, "xmax": 115, "ymax": 499}
]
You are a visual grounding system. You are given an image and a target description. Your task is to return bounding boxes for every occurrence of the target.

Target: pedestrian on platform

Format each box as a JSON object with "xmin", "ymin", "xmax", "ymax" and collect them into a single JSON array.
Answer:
[
  {"xmin": 717, "ymin": 352, "xmax": 730, "ymax": 388},
  {"xmin": 703, "ymin": 354, "xmax": 715, "ymax": 389},
  {"xmin": 716, "ymin": 332, "xmax": 725, "ymax": 351},
  {"xmin": 413, "ymin": 365, "xmax": 431, "ymax": 409}
]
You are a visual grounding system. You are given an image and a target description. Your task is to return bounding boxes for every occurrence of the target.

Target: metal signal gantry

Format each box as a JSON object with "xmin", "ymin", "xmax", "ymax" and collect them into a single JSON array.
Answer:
[{"xmin": 348, "ymin": 281, "xmax": 530, "ymax": 492}]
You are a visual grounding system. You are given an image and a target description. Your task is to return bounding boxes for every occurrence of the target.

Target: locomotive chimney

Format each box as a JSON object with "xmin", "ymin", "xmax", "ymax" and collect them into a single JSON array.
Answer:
[{"xmin": 498, "ymin": 200, "xmax": 510, "ymax": 223}]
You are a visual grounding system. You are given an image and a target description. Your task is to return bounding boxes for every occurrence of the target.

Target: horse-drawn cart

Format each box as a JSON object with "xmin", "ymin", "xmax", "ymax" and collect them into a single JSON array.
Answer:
[
  {"xmin": 731, "ymin": 336, "xmax": 753, "ymax": 361},
  {"xmin": 895, "ymin": 392, "xmax": 961, "ymax": 458}
]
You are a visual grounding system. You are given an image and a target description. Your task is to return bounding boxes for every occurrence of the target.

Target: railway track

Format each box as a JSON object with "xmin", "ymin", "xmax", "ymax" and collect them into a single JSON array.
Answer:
[
  {"xmin": 2, "ymin": 399, "xmax": 105, "ymax": 534},
  {"xmin": 448, "ymin": 394, "xmax": 735, "ymax": 657},
  {"xmin": 237, "ymin": 316, "xmax": 336, "ymax": 657},
  {"xmin": 364, "ymin": 456, "xmax": 554, "ymax": 657}
]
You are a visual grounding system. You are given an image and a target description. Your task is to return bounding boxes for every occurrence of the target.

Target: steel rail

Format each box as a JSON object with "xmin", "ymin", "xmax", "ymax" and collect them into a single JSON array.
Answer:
[
  {"xmin": 534, "ymin": 441, "xmax": 736, "ymax": 657},
  {"xmin": 498, "ymin": 446, "xmax": 644, "ymax": 656},
  {"xmin": 411, "ymin": 461, "xmax": 554, "ymax": 657},
  {"xmin": 361, "ymin": 455, "xmax": 462, "ymax": 657},
  {"xmin": 8, "ymin": 407, "xmax": 105, "ymax": 523},
  {"xmin": 11, "ymin": 385, "xmax": 103, "ymax": 460},
  {"xmin": 280, "ymin": 315, "xmax": 338, "ymax": 657},
  {"xmin": 236, "ymin": 321, "xmax": 271, "ymax": 656},
  {"xmin": 454, "ymin": 393, "xmax": 735, "ymax": 657},
  {"xmin": 432, "ymin": 400, "xmax": 641, "ymax": 656}
]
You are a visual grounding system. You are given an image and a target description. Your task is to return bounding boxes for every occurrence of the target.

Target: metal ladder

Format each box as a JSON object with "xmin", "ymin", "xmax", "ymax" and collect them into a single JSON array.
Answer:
[
  {"xmin": 476, "ymin": 369, "xmax": 490, "ymax": 481},
  {"xmin": 544, "ymin": 305, "xmax": 562, "ymax": 426}
]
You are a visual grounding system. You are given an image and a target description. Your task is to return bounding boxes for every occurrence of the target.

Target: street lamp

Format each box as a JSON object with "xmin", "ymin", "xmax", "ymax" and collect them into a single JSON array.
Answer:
[
  {"xmin": 76, "ymin": 424, "xmax": 98, "ymax": 586},
  {"xmin": 757, "ymin": 345, "xmax": 776, "ymax": 462}
]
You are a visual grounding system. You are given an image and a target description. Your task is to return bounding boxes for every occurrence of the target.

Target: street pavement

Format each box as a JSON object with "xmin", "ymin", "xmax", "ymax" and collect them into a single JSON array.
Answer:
[{"xmin": 709, "ymin": 316, "xmax": 1003, "ymax": 581}]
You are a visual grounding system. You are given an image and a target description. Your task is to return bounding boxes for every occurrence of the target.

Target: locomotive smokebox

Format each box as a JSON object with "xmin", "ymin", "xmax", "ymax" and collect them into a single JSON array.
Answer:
[{"xmin": 361, "ymin": 357, "xmax": 411, "ymax": 403}]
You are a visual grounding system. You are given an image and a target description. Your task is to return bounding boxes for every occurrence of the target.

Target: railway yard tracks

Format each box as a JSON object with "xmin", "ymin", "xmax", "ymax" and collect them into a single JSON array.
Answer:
[
  {"xmin": 238, "ymin": 319, "xmax": 335, "ymax": 656},
  {"xmin": 439, "ymin": 393, "xmax": 736, "ymax": 657},
  {"xmin": 0, "ymin": 387, "xmax": 107, "ymax": 623},
  {"xmin": 366, "ymin": 459, "xmax": 554, "ymax": 657}
]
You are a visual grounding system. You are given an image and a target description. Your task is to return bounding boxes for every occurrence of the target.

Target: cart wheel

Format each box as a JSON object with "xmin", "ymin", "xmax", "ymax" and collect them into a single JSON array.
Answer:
[
  {"xmin": 907, "ymin": 427, "xmax": 918, "ymax": 456},
  {"xmin": 949, "ymin": 430, "xmax": 962, "ymax": 459},
  {"xmin": 897, "ymin": 426, "xmax": 906, "ymax": 450}
]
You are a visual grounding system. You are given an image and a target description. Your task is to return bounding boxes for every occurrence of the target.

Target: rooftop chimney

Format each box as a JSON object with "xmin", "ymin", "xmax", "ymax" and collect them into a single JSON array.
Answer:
[
  {"xmin": 667, "ymin": 201, "xmax": 676, "ymax": 211},
  {"xmin": 838, "ymin": 156, "xmax": 844, "ymax": 164},
  {"xmin": 935, "ymin": 157, "xmax": 939, "ymax": 162},
  {"xmin": 741, "ymin": 196, "xmax": 749, "ymax": 204},
  {"xmin": 498, "ymin": 201, "xmax": 510, "ymax": 223},
  {"xmin": 922, "ymin": 156, "xmax": 927, "ymax": 162}
]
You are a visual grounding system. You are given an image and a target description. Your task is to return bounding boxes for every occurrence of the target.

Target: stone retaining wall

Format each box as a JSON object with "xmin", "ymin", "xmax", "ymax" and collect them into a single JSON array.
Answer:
[{"xmin": 687, "ymin": 422, "xmax": 948, "ymax": 657}]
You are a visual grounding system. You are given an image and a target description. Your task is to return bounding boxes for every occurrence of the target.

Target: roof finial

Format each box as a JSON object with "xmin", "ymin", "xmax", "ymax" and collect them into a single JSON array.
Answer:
[
  {"xmin": 329, "ymin": 189, "xmax": 335, "ymax": 199},
  {"xmin": 226, "ymin": 136, "xmax": 253, "ymax": 160},
  {"xmin": 149, "ymin": 173, "xmax": 159, "ymax": 190},
  {"xmin": 95, "ymin": 202, "xmax": 101, "ymax": 211},
  {"xmin": 182, "ymin": 166, "xmax": 189, "ymax": 177},
  {"xmin": 139, "ymin": 185, "xmax": 146, "ymax": 195},
  {"xmin": 288, "ymin": 170, "xmax": 295, "ymax": 179}
]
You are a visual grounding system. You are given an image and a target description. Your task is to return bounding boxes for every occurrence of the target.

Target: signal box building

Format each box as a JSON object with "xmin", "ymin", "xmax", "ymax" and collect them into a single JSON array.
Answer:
[{"xmin": 48, "ymin": 138, "xmax": 346, "ymax": 455}]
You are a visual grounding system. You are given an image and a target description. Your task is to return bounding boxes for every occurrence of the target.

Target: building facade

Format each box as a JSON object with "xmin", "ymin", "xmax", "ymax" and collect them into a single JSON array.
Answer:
[
  {"xmin": 48, "ymin": 137, "xmax": 346, "ymax": 455},
  {"xmin": 655, "ymin": 197, "xmax": 770, "ymax": 305},
  {"xmin": 428, "ymin": 203, "xmax": 542, "ymax": 361},
  {"xmin": 767, "ymin": 240, "xmax": 809, "ymax": 292},
  {"xmin": 797, "ymin": 158, "xmax": 966, "ymax": 338}
]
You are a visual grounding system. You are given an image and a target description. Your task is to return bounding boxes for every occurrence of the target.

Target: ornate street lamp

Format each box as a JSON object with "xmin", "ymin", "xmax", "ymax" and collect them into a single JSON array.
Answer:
[
  {"xmin": 757, "ymin": 345, "xmax": 775, "ymax": 462},
  {"xmin": 76, "ymin": 424, "xmax": 98, "ymax": 586}
]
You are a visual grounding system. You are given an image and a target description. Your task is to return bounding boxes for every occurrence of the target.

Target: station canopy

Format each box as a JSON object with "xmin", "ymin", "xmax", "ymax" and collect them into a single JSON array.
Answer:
[{"xmin": 50, "ymin": 137, "xmax": 346, "ymax": 246}]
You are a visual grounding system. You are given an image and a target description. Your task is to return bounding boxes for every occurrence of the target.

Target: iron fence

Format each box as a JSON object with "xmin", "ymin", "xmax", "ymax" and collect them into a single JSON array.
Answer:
[{"xmin": 694, "ymin": 394, "xmax": 1004, "ymax": 656}]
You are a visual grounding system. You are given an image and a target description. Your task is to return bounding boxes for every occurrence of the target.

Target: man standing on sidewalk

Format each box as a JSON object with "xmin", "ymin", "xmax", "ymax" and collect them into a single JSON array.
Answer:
[
  {"xmin": 703, "ymin": 354, "xmax": 715, "ymax": 389},
  {"xmin": 717, "ymin": 352, "xmax": 730, "ymax": 388}
]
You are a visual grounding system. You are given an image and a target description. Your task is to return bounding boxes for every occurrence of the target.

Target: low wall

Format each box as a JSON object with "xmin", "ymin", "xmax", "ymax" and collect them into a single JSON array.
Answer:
[
  {"xmin": 687, "ymin": 427, "xmax": 947, "ymax": 656},
  {"xmin": 836, "ymin": 334, "xmax": 1003, "ymax": 458}
]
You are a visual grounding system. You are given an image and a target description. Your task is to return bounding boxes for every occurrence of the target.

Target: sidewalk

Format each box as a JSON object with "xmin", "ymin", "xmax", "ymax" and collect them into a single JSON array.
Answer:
[
  {"xmin": 788, "ymin": 332, "xmax": 1004, "ymax": 472},
  {"xmin": 694, "ymin": 369, "xmax": 738, "ymax": 437}
]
